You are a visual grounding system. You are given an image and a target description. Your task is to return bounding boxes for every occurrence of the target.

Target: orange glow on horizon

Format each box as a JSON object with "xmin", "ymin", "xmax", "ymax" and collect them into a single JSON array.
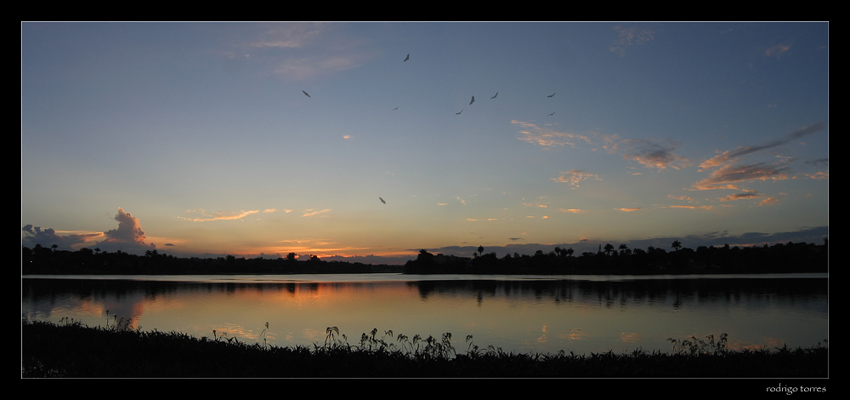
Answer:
[{"xmin": 226, "ymin": 244, "xmax": 419, "ymax": 261}]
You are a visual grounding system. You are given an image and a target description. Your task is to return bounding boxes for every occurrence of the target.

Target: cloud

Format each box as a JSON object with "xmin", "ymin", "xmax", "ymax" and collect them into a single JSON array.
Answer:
[
  {"xmin": 759, "ymin": 197, "xmax": 780, "ymax": 206},
  {"xmin": 101, "ymin": 207, "xmax": 154, "ymax": 248},
  {"xmin": 606, "ymin": 138, "xmax": 690, "ymax": 171},
  {"xmin": 692, "ymin": 160, "xmax": 792, "ymax": 191},
  {"xmin": 610, "ymin": 25, "xmax": 655, "ymax": 56},
  {"xmin": 691, "ymin": 123, "xmax": 826, "ymax": 191},
  {"xmin": 274, "ymin": 55, "xmax": 368, "ymax": 81},
  {"xmin": 699, "ymin": 122, "xmax": 825, "ymax": 170},
  {"xmin": 178, "ymin": 208, "xmax": 275, "ymax": 222},
  {"xmin": 23, "ymin": 208, "xmax": 157, "ymax": 255},
  {"xmin": 235, "ymin": 23, "xmax": 371, "ymax": 81},
  {"xmin": 667, "ymin": 205, "xmax": 714, "ymax": 210},
  {"xmin": 668, "ymin": 195, "xmax": 693, "ymax": 203},
  {"xmin": 515, "ymin": 120, "xmax": 688, "ymax": 171},
  {"xmin": 718, "ymin": 191, "xmax": 761, "ymax": 202},
  {"xmin": 764, "ymin": 43, "xmax": 791, "ymax": 58},
  {"xmin": 22, "ymin": 225, "xmax": 102, "ymax": 251},
  {"xmin": 302, "ymin": 208, "xmax": 331, "ymax": 217},
  {"xmin": 552, "ymin": 169, "xmax": 601, "ymax": 188},
  {"xmin": 514, "ymin": 121, "xmax": 690, "ymax": 172},
  {"xmin": 247, "ymin": 23, "xmax": 325, "ymax": 50},
  {"xmin": 513, "ymin": 120, "xmax": 592, "ymax": 148}
]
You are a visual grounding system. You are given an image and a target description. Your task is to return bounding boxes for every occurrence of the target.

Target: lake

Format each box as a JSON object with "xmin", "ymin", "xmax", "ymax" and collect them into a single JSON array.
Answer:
[{"xmin": 21, "ymin": 273, "xmax": 828, "ymax": 356}]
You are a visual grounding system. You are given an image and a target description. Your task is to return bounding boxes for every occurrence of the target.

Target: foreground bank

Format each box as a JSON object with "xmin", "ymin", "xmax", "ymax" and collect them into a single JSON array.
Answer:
[{"xmin": 21, "ymin": 319, "xmax": 828, "ymax": 378}]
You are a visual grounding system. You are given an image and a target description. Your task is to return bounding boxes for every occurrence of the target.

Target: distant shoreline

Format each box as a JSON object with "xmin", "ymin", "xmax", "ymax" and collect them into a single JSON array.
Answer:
[{"xmin": 22, "ymin": 240, "xmax": 828, "ymax": 276}]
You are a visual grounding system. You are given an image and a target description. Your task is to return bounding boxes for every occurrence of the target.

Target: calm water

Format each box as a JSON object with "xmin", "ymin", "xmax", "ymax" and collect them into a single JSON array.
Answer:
[{"xmin": 21, "ymin": 273, "xmax": 828, "ymax": 355}]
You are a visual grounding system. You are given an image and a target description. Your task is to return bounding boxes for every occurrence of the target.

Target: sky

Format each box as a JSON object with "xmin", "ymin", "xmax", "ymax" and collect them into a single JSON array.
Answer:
[{"xmin": 21, "ymin": 21, "xmax": 829, "ymax": 264}]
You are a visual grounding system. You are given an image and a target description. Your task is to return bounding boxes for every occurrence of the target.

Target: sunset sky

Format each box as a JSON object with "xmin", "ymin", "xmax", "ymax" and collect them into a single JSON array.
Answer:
[{"xmin": 21, "ymin": 22, "xmax": 829, "ymax": 264}]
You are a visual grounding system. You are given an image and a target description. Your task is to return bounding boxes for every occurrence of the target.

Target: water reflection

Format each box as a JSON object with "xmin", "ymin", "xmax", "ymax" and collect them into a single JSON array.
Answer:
[{"xmin": 21, "ymin": 274, "xmax": 828, "ymax": 355}]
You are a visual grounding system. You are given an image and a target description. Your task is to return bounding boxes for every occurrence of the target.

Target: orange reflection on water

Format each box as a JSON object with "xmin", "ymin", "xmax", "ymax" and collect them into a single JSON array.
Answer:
[
  {"xmin": 22, "ymin": 274, "xmax": 829, "ymax": 356},
  {"xmin": 620, "ymin": 332, "xmax": 643, "ymax": 344},
  {"xmin": 131, "ymin": 281, "xmax": 426, "ymax": 348}
]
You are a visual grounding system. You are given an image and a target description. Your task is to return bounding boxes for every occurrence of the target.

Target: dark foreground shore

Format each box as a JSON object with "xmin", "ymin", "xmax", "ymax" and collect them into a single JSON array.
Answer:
[{"xmin": 22, "ymin": 319, "xmax": 828, "ymax": 379}]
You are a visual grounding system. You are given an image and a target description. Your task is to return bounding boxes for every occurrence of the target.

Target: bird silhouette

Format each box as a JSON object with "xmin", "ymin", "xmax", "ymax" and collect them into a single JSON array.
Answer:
[
  {"xmin": 456, "ymin": 109, "xmax": 463, "ymax": 115},
  {"xmin": 404, "ymin": 54, "xmax": 409, "ymax": 62},
  {"xmin": 302, "ymin": 90, "xmax": 311, "ymax": 98},
  {"xmin": 491, "ymin": 92, "xmax": 498, "ymax": 99},
  {"xmin": 470, "ymin": 96, "xmax": 475, "ymax": 105},
  {"xmin": 548, "ymin": 112, "xmax": 556, "ymax": 116},
  {"xmin": 547, "ymin": 92, "xmax": 556, "ymax": 98},
  {"xmin": 379, "ymin": 197, "xmax": 386, "ymax": 204}
]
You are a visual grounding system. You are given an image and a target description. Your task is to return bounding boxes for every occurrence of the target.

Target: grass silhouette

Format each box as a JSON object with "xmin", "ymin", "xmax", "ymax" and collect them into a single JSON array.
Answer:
[{"xmin": 22, "ymin": 318, "xmax": 828, "ymax": 378}]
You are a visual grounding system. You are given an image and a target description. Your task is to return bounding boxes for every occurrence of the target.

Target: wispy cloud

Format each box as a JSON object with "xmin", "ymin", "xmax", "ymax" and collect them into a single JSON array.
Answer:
[
  {"xmin": 718, "ymin": 191, "xmax": 761, "ymax": 202},
  {"xmin": 274, "ymin": 55, "xmax": 368, "ymax": 80},
  {"xmin": 513, "ymin": 121, "xmax": 592, "ymax": 148},
  {"xmin": 693, "ymin": 160, "xmax": 792, "ymax": 191},
  {"xmin": 759, "ymin": 197, "xmax": 780, "ymax": 206},
  {"xmin": 668, "ymin": 205, "xmax": 715, "ymax": 210},
  {"xmin": 699, "ymin": 123, "xmax": 825, "ymax": 171},
  {"xmin": 605, "ymin": 138, "xmax": 690, "ymax": 171},
  {"xmin": 179, "ymin": 208, "xmax": 276, "ymax": 222},
  {"xmin": 233, "ymin": 23, "xmax": 372, "ymax": 81},
  {"xmin": 668, "ymin": 195, "xmax": 693, "ymax": 203},
  {"xmin": 552, "ymin": 169, "xmax": 601, "ymax": 188},
  {"xmin": 522, "ymin": 197, "xmax": 549, "ymax": 208},
  {"xmin": 302, "ymin": 208, "xmax": 331, "ymax": 217},
  {"xmin": 764, "ymin": 43, "xmax": 791, "ymax": 58},
  {"xmin": 247, "ymin": 23, "xmax": 325, "ymax": 50},
  {"xmin": 515, "ymin": 121, "xmax": 689, "ymax": 172},
  {"xmin": 692, "ymin": 123, "xmax": 826, "ymax": 191},
  {"xmin": 610, "ymin": 25, "xmax": 656, "ymax": 56}
]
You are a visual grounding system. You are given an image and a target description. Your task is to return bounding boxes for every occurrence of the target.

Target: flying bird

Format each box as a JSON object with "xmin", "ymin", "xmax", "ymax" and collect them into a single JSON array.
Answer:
[
  {"xmin": 548, "ymin": 112, "xmax": 556, "ymax": 116},
  {"xmin": 404, "ymin": 54, "xmax": 409, "ymax": 62},
  {"xmin": 547, "ymin": 92, "xmax": 556, "ymax": 98},
  {"xmin": 379, "ymin": 197, "xmax": 386, "ymax": 204},
  {"xmin": 490, "ymin": 92, "xmax": 498, "ymax": 99},
  {"xmin": 302, "ymin": 90, "xmax": 311, "ymax": 98},
  {"xmin": 456, "ymin": 109, "xmax": 463, "ymax": 115},
  {"xmin": 470, "ymin": 96, "xmax": 475, "ymax": 105}
]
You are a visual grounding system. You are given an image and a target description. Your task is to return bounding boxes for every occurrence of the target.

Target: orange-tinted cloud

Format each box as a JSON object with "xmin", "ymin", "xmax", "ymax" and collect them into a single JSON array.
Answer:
[
  {"xmin": 552, "ymin": 169, "xmax": 601, "ymax": 188},
  {"xmin": 668, "ymin": 205, "xmax": 714, "ymax": 210},
  {"xmin": 718, "ymin": 191, "xmax": 760, "ymax": 202},
  {"xmin": 513, "ymin": 120, "xmax": 592, "ymax": 148},
  {"xmin": 692, "ymin": 161, "xmax": 790, "ymax": 191},
  {"xmin": 179, "ymin": 208, "xmax": 276, "ymax": 222},
  {"xmin": 699, "ymin": 123, "xmax": 825, "ymax": 171},
  {"xmin": 302, "ymin": 208, "xmax": 331, "ymax": 217},
  {"xmin": 606, "ymin": 138, "xmax": 690, "ymax": 171}
]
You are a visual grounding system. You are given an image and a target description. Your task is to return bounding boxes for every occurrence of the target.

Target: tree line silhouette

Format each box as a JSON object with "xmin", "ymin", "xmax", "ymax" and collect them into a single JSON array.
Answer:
[
  {"xmin": 21, "ymin": 246, "xmax": 394, "ymax": 275},
  {"xmin": 22, "ymin": 239, "xmax": 827, "ymax": 276},
  {"xmin": 404, "ymin": 240, "xmax": 829, "ymax": 275}
]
